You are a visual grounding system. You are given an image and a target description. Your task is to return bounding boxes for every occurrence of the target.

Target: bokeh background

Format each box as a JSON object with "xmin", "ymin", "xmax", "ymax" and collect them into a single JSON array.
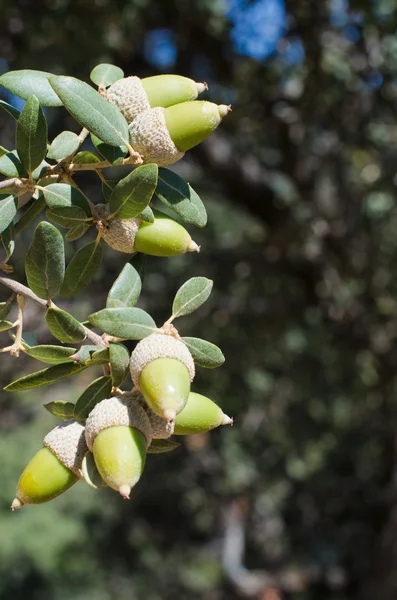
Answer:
[{"xmin": 0, "ymin": 0, "xmax": 396, "ymax": 598}]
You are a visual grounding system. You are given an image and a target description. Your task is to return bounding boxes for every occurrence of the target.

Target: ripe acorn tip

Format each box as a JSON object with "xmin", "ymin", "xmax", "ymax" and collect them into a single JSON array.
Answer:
[
  {"xmin": 11, "ymin": 498, "xmax": 23, "ymax": 511},
  {"xmin": 188, "ymin": 240, "xmax": 200, "ymax": 253},
  {"xmin": 196, "ymin": 82, "xmax": 208, "ymax": 94},
  {"xmin": 223, "ymin": 414, "xmax": 233, "ymax": 426},
  {"xmin": 163, "ymin": 408, "xmax": 176, "ymax": 422},
  {"xmin": 119, "ymin": 484, "xmax": 132, "ymax": 499},
  {"xmin": 218, "ymin": 104, "xmax": 232, "ymax": 118}
]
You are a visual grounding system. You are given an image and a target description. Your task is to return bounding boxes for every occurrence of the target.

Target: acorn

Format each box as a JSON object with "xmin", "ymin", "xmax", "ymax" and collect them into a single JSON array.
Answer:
[
  {"xmin": 130, "ymin": 333, "xmax": 195, "ymax": 422},
  {"xmin": 85, "ymin": 396, "xmax": 152, "ymax": 498},
  {"xmin": 174, "ymin": 392, "xmax": 233, "ymax": 435},
  {"xmin": 106, "ymin": 74, "xmax": 207, "ymax": 123},
  {"xmin": 11, "ymin": 420, "xmax": 87, "ymax": 510},
  {"xmin": 134, "ymin": 390, "xmax": 175, "ymax": 439},
  {"xmin": 128, "ymin": 101, "xmax": 231, "ymax": 166}
]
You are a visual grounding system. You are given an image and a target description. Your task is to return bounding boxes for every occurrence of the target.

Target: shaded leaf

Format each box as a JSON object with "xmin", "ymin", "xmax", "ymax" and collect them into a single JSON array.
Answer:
[
  {"xmin": 91, "ymin": 134, "xmax": 127, "ymax": 165},
  {"xmin": 109, "ymin": 343, "xmax": 130, "ymax": 387},
  {"xmin": 88, "ymin": 307, "xmax": 156, "ymax": 340},
  {"xmin": 47, "ymin": 131, "xmax": 80, "ymax": 160},
  {"xmin": 0, "ymin": 70, "xmax": 63, "ymax": 106},
  {"xmin": 15, "ymin": 196, "xmax": 46, "ymax": 236},
  {"xmin": 4, "ymin": 362, "xmax": 88, "ymax": 392},
  {"xmin": 138, "ymin": 205, "xmax": 155, "ymax": 222},
  {"xmin": 22, "ymin": 343, "xmax": 76, "ymax": 365},
  {"xmin": 89, "ymin": 347, "xmax": 110, "ymax": 364},
  {"xmin": 156, "ymin": 168, "xmax": 207, "ymax": 227},
  {"xmin": 74, "ymin": 376, "xmax": 113, "ymax": 421},
  {"xmin": 106, "ymin": 261, "xmax": 142, "ymax": 308},
  {"xmin": 49, "ymin": 76, "xmax": 130, "ymax": 147},
  {"xmin": 1, "ymin": 221, "xmax": 15, "ymax": 260},
  {"xmin": 47, "ymin": 206, "xmax": 89, "ymax": 228},
  {"xmin": 73, "ymin": 151, "xmax": 101, "ymax": 165},
  {"xmin": 31, "ymin": 159, "xmax": 50, "ymax": 179},
  {"xmin": 0, "ymin": 301, "xmax": 12, "ymax": 320},
  {"xmin": 43, "ymin": 183, "xmax": 91, "ymax": 216},
  {"xmin": 81, "ymin": 453, "xmax": 106, "ymax": 488},
  {"xmin": 25, "ymin": 221, "xmax": 65, "ymax": 299},
  {"xmin": 65, "ymin": 223, "xmax": 91, "ymax": 241},
  {"xmin": 45, "ymin": 307, "xmax": 86, "ymax": 343},
  {"xmin": 70, "ymin": 345, "xmax": 106, "ymax": 364},
  {"xmin": 0, "ymin": 320, "xmax": 14, "ymax": 332},
  {"xmin": 44, "ymin": 400, "xmax": 75, "ymax": 419},
  {"xmin": 90, "ymin": 63, "xmax": 124, "ymax": 87},
  {"xmin": 147, "ymin": 439, "xmax": 181, "ymax": 454},
  {"xmin": 101, "ymin": 179, "xmax": 117, "ymax": 203},
  {"xmin": 0, "ymin": 151, "xmax": 26, "ymax": 177},
  {"xmin": 172, "ymin": 277, "xmax": 213, "ymax": 319},
  {"xmin": 60, "ymin": 241, "xmax": 103, "ymax": 297},
  {"xmin": 0, "ymin": 195, "xmax": 17, "ymax": 235},
  {"xmin": 0, "ymin": 100, "xmax": 20, "ymax": 120},
  {"xmin": 109, "ymin": 164, "xmax": 158, "ymax": 219},
  {"xmin": 16, "ymin": 95, "xmax": 48, "ymax": 173},
  {"xmin": 182, "ymin": 337, "xmax": 225, "ymax": 369}
]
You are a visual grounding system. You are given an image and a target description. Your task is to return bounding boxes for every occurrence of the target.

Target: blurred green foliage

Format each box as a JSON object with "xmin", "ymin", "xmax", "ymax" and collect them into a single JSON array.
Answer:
[{"xmin": 1, "ymin": 1, "xmax": 397, "ymax": 599}]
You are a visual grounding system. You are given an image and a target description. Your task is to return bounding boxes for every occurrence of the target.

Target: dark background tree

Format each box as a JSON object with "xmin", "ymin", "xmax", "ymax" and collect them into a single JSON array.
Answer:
[{"xmin": 0, "ymin": 1, "xmax": 396, "ymax": 598}]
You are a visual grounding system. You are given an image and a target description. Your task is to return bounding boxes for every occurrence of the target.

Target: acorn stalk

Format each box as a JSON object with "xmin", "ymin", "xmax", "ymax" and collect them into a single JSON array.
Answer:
[{"xmin": 174, "ymin": 392, "xmax": 233, "ymax": 435}]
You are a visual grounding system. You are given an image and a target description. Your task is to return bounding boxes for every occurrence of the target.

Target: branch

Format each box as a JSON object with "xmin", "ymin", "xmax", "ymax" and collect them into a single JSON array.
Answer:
[{"xmin": 0, "ymin": 276, "xmax": 106, "ymax": 348}]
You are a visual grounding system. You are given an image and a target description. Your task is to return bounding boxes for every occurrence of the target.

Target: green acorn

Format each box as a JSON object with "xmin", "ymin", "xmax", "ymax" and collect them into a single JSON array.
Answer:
[
  {"xmin": 134, "ymin": 390, "xmax": 175, "ymax": 439},
  {"xmin": 11, "ymin": 420, "xmax": 87, "ymax": 510},
  {"xmin": 85, "ymin": 396, "xmax": 152, "ymax": 499},
  {"xmin": 174, "ymin": 392, "xmax": 233, "ymax": 435},
  {"xmin": 106, "ymin": 75, "xmax": 207, "ymax": 123},
  {"xmin": 96, "ymin": 204, "xmax": 199, "ymax": 255},
  {"xmin": 128, "ymin": 101, "xmax": 231, "ymax": 166},
  {"xmin": 130, "ymin": 333, "xmax": 195, "ymax": 422}
]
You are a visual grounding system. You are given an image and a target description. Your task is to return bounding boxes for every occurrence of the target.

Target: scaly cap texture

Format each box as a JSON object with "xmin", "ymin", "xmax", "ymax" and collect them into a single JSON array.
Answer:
[
  {"xmin": 130, "ymin": 333, "xmax": 195, "ymax": 388},
  {"xmin": 85, "ymin": 396, "xmax": 152, "ymax": 451},
  {"xmin": 133, "ymin": 390, "xmax": 175, "ymax": 439},
  {"xmin": 43, "ymin": 420, "xmax": 87, "ymax": 478},
  {"xmin": 105, "ymin": 76, "xmax": 150, "ymax": 123},
  {"xmin": 128, "ymin": 107, "xmax": 185, "ymax": 166},
  {"xmin": 95, "ymin": 204, "xmax": 141, "ymax": 253}
]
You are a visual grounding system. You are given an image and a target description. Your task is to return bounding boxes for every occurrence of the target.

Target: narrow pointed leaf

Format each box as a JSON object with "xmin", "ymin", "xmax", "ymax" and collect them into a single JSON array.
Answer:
[
  {"xmin": 156, "ymin": 168, "xmax": 207, "ymax": 227},
  {"xmin": 31, "ymin": 159, "xmax": 50, "ymax": 180},
  {"xmin": 47, "ymin": 206, "xmax": 89, "ymax": 228},
  {"xmin": 45, "ymin": 307, "xmax": 86, "ymax": 343},
  {"xmin": 22, "ymin": 343, "xmax": 76, "ymax": 364},
  {"xmin": 47, "ymin": 131, "xmax": 80, "ymax": 160},
  {"xmin": 43, "ymin": 183, "xmax": 91, "ymax": 216},
  {"xmin": 25, "ymin": 221, "xmax": 65, "ymax": 299},
  {"xmin": 49, "ymin": 76, "xmax": 130, "ymax": 147},
  {"xmin": 0, "ymin": 320, "xmax": 14, "ymax": 332},
  {"xmin": 109, "ymin": 343, "xmax": 130, "ymax": 387},
  {"xmin": 106, "ymin": 261, "xmax": 142, "ymax": 308},
  {"xmin": 90, "ymin": 64, "xmax": 124, "ymax": 87},
  {"xmin": 172, "ymin": 277, "xmax": 213, "ymax": 319},
  {"xmin": 74, "ymin": 376, "xmax": 113, "ymax": 421},
  {"xmin": 0, "ymin": 151, "xmax": 26, "ymax": 177},
  {"xmin": 0, "ymin": 70, "xmax": 63, "ymax": 106},
  {"xmin": 147, "ymin": 439, "xmax": 181, "ymax": 454},
  {"xmin": 109, "ymin": 164, "xmax": 158, "ymax": 219},
  {"xmin": 89, "ymin": 348, "xmax": 110, "ymax": 364},
  {"xmin": 182, "ymin": 337, "xmax": 225, "ymax": 369},
  {"xmin": 0, "ymin": 100, "xmax": 20, "ymax": 120},
  {"xmin": 1, "ymin": 221, "xmax": 15, "ymax": 260},
  {"xmin": 4, "ymin": 362, "xmax": 88, "ymax": 392},
  {"xmin": 0, "ymin": 301, "xmax": 12, "ymax": 320},
  {"xmin": 44, "ymin": 400, "xmax": 75, "ymax": 419},
  {"xmin": 71, "ymin": 345, "xmax": 106, "ymax": 364},
  {"xmin": 91, "ymin": 134, "xmax": 127, "ymax": 165},
  {"xmin": 16, "ymin": 95, "xmax": 48, "ymax": 173},
  {"xmin": 88, "ymin": 307, "xmax": 156, "ymax": 340},
  {"xmin": 0, "ymin": 195, "xmax": 17, "ymax": 234},
  {"xmin": 60, "ymin": 241, "xmax": 103, "ymax": 297},
  {"xmin": 138, "ymin": 206, "xmax": 155, "ymax": 222}
]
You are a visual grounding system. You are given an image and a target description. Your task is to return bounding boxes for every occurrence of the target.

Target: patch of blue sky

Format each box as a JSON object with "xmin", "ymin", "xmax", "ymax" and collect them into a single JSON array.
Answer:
[{"xmin": 144, "ymin": 29, "xmax": 177, "ymax": 71}]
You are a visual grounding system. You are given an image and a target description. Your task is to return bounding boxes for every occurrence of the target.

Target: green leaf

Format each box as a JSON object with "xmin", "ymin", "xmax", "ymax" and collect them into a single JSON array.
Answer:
[
  {"xmin": 0, "ymin": 195, "xmax": 17, "ymax": 235},
  {"xmin": 47, "ymin": 131, "xmax": 80, "ymax": 160},
  {"xmin": 89, "ymin": 348, "xmax": 110, "ymax": 364},
  {"xmin": 4, "ymin": 362, "xmax": 88, "ymax": 392},
  {"xmin": 70, "ymin": 345, "xmax": 106, "ymax": 365},
  {"xmin": 0, "ymin": 301, "xmax": 12, "ymax": 320},
  {"xmin": 15, "ymin": 196, "xmax": 46, "ymax": 236},
  {"xmin": 1, "ymin": 221, "xmax": 15, "ymax": 260},
  {"xmin": 156, "ymin": 168, "xmax": 207, "ymax": 228},
  {"xmin": 44, "ymin": 400, "xmax": 75, "ymax": 419},
  {"xmin": 74, "ymin": 376, "xmax": 113, "ymax": 421},
  {"xmin": 0, "ymin": 100, "xmax": 20, "ymax": 120},
  {"xmin": 0, "ymin": 145, "xmax": 9, "ymax": 158},
  {"xmin": 0, "ymin": 320, "xmax": 14, "ymax": 332},
  {"xmin": 138, "ymin": 206, "xmax": 155, "ymax": 223},
  {"xmin": 65, "ymin": 223, "xmax": 91, "ymax": 241},
  {"xmin": 22, "ymin": 343, "xmax": 76, "ymax": 364},
  {"xmin": 109, "ymin": 164, "xmax": 158, "ymax": 219},
  {"xmin": 182, "ymin": 337, "xmax": 225, "ymax": 369},
  {"xmin": 106, "ymin": 261, "xmax": 142, "ymax": 308},
  {"xmin": 60, "ymin": 241, "xmax": 103, "ymax": 297},
  {"xmin": 47, "ymin": 206, "xmax": 90, "ymax": 228},
  {"xmin": 45, "ymin": 307, "xmax": 86, "ymax": 343},
  {"xmin": 31, "ymin": 159, "xmax": 50, "ymax": 179},
  {"xmin": 88, "ymin": 307, "xmax": 156, "ymax": 340},
  {"xmin": 25, "ymin": 221, "xmax": 65, "ymax": 299},
  {"xmin": 172, "ymin": 277, "xmax": 213, "ymax": 319},
  {"xmin": 91, "ymin": 134, "xmax": 127, "ymax": 165},
  {"xmin": 81, "ymin": 453, "xmax": 106, "ymax": 488},
  {"xmin": 0, "ymin": 70, "xmax": 63, "ymax": 106},
  {"xmin": 49, "ymin": 76, "xmax": 130, "ymax": 147},
  {"xmin": 90, "ymin": 63, "xmax": 124, "ymax": 87},
  {"xmin": 147, "ymin": 439, "xmax": 181, "ymax": 454},
  {"xmin": 16, "ymin": 95, "xmax": 48, "ymax": 174},
  {"xmin": 109, "ymin": 343, "xmax": 130, "ymax": 387},
  {"xmin": 0, "ymin": 151, "xmax": 26, "ymax": 177},
  {"xmin": 73, "ymin": 151, "xmax": 101, "ymax": 165},
  {"xmin": 43, "ymin": 183, "xmax": 91, "ymax": 216}
]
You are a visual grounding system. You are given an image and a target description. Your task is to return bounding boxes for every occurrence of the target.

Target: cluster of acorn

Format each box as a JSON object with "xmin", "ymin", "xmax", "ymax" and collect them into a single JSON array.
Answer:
[
  {"xmin": 93, "ymin": 73, "xmax": 230, "ymax": 256},
  {"xmin": 12, "ymin": 331, "xmax": 232, "ymax": 509}
]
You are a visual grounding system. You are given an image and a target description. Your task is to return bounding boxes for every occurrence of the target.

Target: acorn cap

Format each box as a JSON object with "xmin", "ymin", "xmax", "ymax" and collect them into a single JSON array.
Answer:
[
  {"xmin": 85, "ymin": 396, "xmax": 152, "ymax": 451},
  {"xmin": 130, "ymin": 333, "xmax": 195, "ymax": 388},
  {"xmin": 128, "ymin": 107, "xmax": 185, "ymax": 166},
  {"xmin": 101, "ymin": 217, "xmax": 141, "ymax": 253},
  {"xmin": 43, "ymin": 419, "xmax": 87, "ymax": 478},
  {"xmin": 106, "ymin": 76, "xmax": 150, "ymax": 123},
  {"xmin": 134, "ymin": 390, "xmax": 175, "ymax": 439}
]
